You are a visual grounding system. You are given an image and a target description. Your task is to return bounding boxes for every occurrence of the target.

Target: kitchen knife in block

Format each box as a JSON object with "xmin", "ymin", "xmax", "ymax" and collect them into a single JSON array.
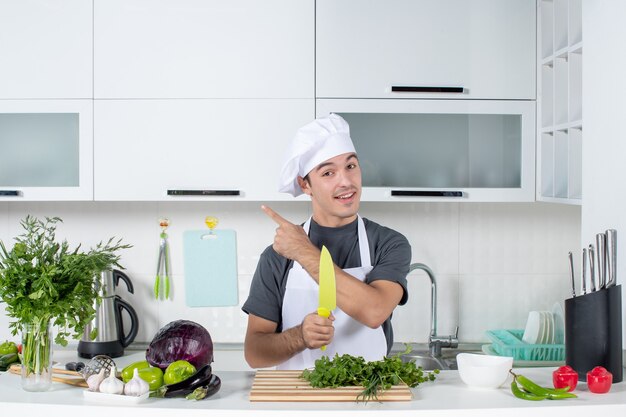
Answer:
[
  {"xmin": 318, "ymin": 245, "xmax": 336, "ymax": 351},
  {"xmin": 183, "ymin": 229, "xmax": 238, "ymax": 307}
]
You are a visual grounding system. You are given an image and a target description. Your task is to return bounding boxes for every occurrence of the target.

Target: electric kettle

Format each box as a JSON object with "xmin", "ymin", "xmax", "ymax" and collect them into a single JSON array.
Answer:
[{"xmin": 78, "ymin": 269, "xmax": 139, "ymax": 358}]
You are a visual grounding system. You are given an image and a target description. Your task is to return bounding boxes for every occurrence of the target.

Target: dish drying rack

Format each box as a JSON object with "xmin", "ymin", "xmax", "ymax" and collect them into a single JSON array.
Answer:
[{"xmin": 485, "ymin": 329, "xmax": 565, "ymax": 362}]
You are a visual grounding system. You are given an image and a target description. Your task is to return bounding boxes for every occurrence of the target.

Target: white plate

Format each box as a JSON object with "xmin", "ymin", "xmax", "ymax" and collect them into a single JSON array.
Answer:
[
  {"xmin": 83, "ymin": 390, "xmax": 149, "ymax": 404},
  {"xmin": 552, "ymin": 302, "xmax": 565, "ymax": 344},
  {"xmin": 522, "ymin": 311, "xmax": 542, "ymax": 344}
]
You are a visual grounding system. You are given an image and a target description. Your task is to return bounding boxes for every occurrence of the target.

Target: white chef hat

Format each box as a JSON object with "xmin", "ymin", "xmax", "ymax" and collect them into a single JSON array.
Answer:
[{"xmin": 278, "ymin": 113, "xmax": 356, "ymax": 197}]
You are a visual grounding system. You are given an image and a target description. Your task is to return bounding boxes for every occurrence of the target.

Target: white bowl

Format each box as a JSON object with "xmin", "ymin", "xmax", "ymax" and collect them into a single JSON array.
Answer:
[{"xmin": 456, "ymin": 353, "xmax": 513, "ymax": 389}]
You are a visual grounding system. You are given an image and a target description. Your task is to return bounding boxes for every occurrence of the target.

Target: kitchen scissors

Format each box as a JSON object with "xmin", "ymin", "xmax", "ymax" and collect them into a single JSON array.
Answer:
[{"xmin": 154, "ymin": 218, "xmax": 171, "ymax": 300}]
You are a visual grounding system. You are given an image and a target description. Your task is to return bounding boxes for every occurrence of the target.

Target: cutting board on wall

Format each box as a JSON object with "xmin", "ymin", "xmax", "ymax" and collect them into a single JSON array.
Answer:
[
  {"xmin": 183, "ymin": 229, "xmax": 238, "ymax": 307},
  {"xmin": 249, "ymin": 370, "xmax": 412, "ymax": 402}
]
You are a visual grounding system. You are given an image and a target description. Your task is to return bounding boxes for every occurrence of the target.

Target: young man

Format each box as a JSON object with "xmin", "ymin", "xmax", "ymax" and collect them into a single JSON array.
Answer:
[{"xmin": 242, "ymin": 114, "xmax": 411, "ymax": 369}]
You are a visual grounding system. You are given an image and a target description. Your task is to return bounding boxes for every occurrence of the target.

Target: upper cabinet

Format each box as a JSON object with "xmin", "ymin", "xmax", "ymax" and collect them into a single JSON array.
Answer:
[
  {"xmin": 316, "ymin": 0, "xmax": 536, "ymax": 100},
  {"xmin": 0, "ymin": 0, "xmax": 92, "ymax": 99},
  {"xmin": 94, "ymin": 99, "xmax": 313, "ymax": 201},
  {"xmin": 94, "ymin": 0, "xmax": 314, "ymax": 99},
  {"xmin": 537, "ymin": 0, "xmax": 582, "ymax": 204},
  {"xmin": 0, "ymin": 100, "xmax": 94, "ymax": 201}
]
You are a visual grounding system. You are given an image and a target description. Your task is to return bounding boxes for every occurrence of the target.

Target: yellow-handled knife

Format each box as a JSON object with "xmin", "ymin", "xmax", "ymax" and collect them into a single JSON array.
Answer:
[{"xmin": 318, "ymin": 245, "xmax": 336, "ymax": 351}]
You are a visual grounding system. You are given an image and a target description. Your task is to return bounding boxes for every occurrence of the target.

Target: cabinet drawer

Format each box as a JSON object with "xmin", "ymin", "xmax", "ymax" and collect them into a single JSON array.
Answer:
[
  {"xmin": 94, "ymin": 99, "xmax": 313, "ymax": 201},
  {"xmin": 94, "ymin": 0, "xmax": 314, "ymax": 99},
  {"xmin": 316, "ymin": 0, "xmax": 536, "ymax": 100}
]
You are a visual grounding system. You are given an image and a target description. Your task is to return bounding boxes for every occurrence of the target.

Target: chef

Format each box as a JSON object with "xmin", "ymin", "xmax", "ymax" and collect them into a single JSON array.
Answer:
[{"xmin": 242, "ymin": 114, "xmax": 411, "ymax": 370}]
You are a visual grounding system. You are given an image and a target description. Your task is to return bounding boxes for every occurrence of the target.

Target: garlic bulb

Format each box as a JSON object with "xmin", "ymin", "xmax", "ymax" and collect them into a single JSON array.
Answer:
[
  {"xmin": 99, "ymin": 366, "xmax": 124, "ymax": 395},
  {"xmin": 124, "ymin": 368, "xmax": 149, "ymax": 397},
  {"xmin": 87, "ymin": 368, "xmax": 106, "ymax": 392}
]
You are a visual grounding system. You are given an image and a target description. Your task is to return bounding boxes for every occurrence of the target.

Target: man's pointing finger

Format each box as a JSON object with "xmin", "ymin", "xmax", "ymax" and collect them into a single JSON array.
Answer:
[{"xmin": 261, "ymin": 205, "xmax": 291, "ymax": 226}]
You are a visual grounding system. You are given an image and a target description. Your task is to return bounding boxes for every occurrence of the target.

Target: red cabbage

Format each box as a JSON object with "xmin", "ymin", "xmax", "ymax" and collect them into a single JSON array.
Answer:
[{"xmin": 146, "ymin": 320, "xmax": 213, "ymax": 370}]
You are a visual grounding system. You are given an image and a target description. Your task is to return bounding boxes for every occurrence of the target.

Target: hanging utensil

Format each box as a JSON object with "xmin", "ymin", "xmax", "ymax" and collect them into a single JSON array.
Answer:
[
  {"xmin": 589, "ymin": 244, "xmax": 597, "ymax": 292},
  {"xmin": 606, "ymin": 229, "xmax": 617, "ymax": 288},
  {"xmin": 154, "ymin": 218, "xmax": 171, "ymax": 300},
  {"xmin": 568, "ymin": 251, "xmax": 576, "ymax": 298}
]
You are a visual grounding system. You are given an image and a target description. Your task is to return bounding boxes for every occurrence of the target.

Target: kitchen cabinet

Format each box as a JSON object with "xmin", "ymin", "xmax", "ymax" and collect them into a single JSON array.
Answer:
[
  {"xmin": 0, "ymin": 100, "xmax": 93, "ymax": 201},
  {"xmin": 316, "ymin": 0, "xmax": 536, "ymax": 100},
  {"xmin": 93, "ymin": 99, "xmax": 313, "ymax": 201},
  {"xmin": 94, "ymin": 0, "xmax": 314, "ymax": 99},
  {"xmin": 537, "ymin": 0, "xmax": 582, "ymax": 204},
  {"xmin": 0, "ymin": 0, "xmax": 92, "ymax": 99},
  {"xmin": 317, "ymin": 99, "xmax": 536, "ymax": 202}
]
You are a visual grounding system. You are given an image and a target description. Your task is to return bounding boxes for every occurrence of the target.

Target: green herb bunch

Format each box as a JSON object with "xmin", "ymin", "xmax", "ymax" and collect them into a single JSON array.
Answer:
[
  {"xmin": 301, "ymin": 345, "xmax": 439, "ymax": 402},
  {"xmin": 0, "ymin": 215, "xmax": 131, "ymax": 346}
]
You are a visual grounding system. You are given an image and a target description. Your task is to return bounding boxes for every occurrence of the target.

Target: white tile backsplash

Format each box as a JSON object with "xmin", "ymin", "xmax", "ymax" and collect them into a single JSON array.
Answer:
[{"xmin": 0, "ymin": 201, "xmax": 580, "ymax": 346}]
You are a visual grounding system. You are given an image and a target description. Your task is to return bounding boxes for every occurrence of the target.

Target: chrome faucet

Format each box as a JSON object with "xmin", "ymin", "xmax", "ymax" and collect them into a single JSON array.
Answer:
[{"xmin": 409, "ymin": 263, "xmax": 459, "ymax": 358}]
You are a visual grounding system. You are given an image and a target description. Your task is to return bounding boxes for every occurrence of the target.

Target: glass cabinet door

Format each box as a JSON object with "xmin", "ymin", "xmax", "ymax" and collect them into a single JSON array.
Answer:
[
  {"xmin": 316, "ymin": 99, "xmax": 535, "ymax": 202},
  {"xmin": 0, "ymin": 100, "xmax": 93, "ymax": 200}
]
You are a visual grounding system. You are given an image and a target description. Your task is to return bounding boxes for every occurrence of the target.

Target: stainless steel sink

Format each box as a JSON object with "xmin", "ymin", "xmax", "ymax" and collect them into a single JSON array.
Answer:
[{"xmin": 390, "ymin": 348, "xmax": 483, "ymax": 371}]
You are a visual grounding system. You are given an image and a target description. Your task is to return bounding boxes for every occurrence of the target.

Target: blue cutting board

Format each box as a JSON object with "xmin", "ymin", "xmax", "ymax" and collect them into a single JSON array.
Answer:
[{"xmin": 183, "ymin": 229, "xmax": 238, "ymax": 307}]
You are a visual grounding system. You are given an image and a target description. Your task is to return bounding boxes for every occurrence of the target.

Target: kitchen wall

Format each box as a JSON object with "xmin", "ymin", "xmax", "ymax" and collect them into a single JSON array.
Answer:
[
  {"xmin": 582, "ymin": 0, "xmax": 626, "ymax": 343},
  {"xmin": 0, "ymin": 201, "xmax": 580, "ymax": 346}
]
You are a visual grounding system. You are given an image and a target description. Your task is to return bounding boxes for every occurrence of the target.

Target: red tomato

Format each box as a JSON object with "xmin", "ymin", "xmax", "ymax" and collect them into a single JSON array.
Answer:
[
  {"xmin": 553, "ymin": 365, "xmax": 578, "ymax": 391},
  {"xmin": 587, "ymin": 366, "xmax": 613, "ymax": 394}
]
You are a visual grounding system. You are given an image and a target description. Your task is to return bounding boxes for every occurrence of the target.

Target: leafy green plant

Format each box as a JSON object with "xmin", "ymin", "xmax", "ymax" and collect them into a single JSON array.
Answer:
[
  {"xmin": 0, "ymin": 215, "xmax": 131, "ymax": 377},
  {"xmin": 301, "ymin": 345, "xmax": 439, "ymax": 402}
]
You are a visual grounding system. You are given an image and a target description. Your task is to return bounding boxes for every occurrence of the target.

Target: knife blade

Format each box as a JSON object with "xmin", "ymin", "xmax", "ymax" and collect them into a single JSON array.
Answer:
[
  {"xmin": 318, "ymin": 245, "xmax": 336, "ymax": 351},
  {"xmin": 606, "ymin": 229, "xmax": 617, "ymax": 288},
  {"xmin": 596, "ymin": 233, "xmax": 607, "ymax": 289},
  {"xmin": 589, "ymin": 244, "xmax": 597, "ymax": 292},
  {"xmin": 568, "ymin": 251, "xmax": 576, "ymax": 298},
  {"xmin": 582, "ymin": 247, "xmax": 587, "ymax": 295}
]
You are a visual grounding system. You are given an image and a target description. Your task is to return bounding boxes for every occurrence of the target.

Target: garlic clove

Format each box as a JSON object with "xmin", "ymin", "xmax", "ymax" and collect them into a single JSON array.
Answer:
[
  {"xmin": 98, "ymin": 365, "xmax": 125, "ymax": 395},
  {"xmin": 87, "ymin": 368, "xmax": 106, "ymax": 392},
  {"xmin": 124, "ymin": 368, "xmax": 150, "ymax": 397}
]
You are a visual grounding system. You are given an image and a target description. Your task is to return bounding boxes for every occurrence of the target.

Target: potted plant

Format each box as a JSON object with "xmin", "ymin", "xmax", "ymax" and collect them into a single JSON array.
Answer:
[{"xmin": 0, "ymin": 215, "xmax": 130, "ymax": 391}]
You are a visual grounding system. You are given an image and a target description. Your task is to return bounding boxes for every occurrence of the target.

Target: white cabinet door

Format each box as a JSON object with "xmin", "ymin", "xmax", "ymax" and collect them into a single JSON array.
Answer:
[
  {"xmin": 317, "ymin": 0, "xmax": 536, "ymax": 100},
  {"xmin": 94, "ymin": 0, "xmax": 314, "ymax": 99},
  {"xmin": 0, "ymin": 0, "xmax": 92, "ymax": 99},
  {"xmin": 94, "ymin": 99, "xmax": 314, "ymax": 201},
  {"xmin": 317, "ymin": 99, "xmax": 536, "ymax": 202},
  {"xmin": 0, "ymin": 100, "xmax": 93, "ymax": 200}
]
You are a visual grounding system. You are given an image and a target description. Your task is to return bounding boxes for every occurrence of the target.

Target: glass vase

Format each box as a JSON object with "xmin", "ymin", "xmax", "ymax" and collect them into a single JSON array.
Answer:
[{"xmin": 20, "ymin": 319, "xmax": 53, "ymax": 392}]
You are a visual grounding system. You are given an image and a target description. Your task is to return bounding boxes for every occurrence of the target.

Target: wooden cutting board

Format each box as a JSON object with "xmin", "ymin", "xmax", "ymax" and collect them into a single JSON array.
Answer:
[
  {"xmin": 249, "ymin": 370, "xmax": 412, "ymax": 402},
  {"xmin": 8, "ymin": 364, "xmax": 88, "ymax": 388}
]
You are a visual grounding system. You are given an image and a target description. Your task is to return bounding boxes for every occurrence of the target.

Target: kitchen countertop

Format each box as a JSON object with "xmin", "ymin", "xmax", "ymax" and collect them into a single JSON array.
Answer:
[{"xmin": 1, "ymin": 349, "xmax": 625, "ymax": 417}]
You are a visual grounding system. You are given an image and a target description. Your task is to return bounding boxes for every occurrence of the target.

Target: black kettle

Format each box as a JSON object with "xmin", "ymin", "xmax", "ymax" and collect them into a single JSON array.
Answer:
[{"xmin": 78, "ymin": 270, "xmax": 139, "ymax": 358}]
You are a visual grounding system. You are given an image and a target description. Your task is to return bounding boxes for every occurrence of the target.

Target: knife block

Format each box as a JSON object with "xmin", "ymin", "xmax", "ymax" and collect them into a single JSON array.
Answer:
[{"xmin": 564, "ymin": 285, "xmax": 622, "ymax": 382}]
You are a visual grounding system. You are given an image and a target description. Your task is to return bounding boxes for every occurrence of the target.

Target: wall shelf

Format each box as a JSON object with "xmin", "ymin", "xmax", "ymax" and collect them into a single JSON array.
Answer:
[{"xmin": 537, "ymin": 0, "xmax": 583, "ymax": 205}]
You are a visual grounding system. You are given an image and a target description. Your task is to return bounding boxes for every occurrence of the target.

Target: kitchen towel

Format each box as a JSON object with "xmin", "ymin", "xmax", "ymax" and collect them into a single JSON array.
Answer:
[{"xmin": 183, "ymin": 229, "xmax": 238, "ymax": 307}]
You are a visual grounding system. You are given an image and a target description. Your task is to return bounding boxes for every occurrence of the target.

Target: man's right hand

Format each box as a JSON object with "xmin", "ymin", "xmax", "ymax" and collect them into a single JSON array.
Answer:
[
  {"xmin": 261, "ymin": 205, "xmax": 318, "ymax": 263},
  {"xmin": 301, "ymin": 312, "xmax": 335, "ymax": 349}
]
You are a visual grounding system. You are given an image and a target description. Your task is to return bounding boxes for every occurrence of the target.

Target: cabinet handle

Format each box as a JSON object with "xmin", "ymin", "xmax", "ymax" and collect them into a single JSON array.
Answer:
[
  {"xmin": 391, "ymin": 86, "xmax": 464, "ymax": 93},
  {"xmin": 0, "ymin": 190, "xmax": 22, "ymax": 197},
  {"xmin": 391, "ymin": 190, "xmax": 464, "ymax": 197},
  {"xmin": 167, "ymin": 189, "xmax": 240, "ymax": 196}
]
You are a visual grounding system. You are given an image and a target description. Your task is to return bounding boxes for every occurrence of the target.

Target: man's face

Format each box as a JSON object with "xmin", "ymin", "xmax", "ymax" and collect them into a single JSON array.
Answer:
[{"xmin": 298, "ymin": 152, "xmax": 362, "ymax": 227}]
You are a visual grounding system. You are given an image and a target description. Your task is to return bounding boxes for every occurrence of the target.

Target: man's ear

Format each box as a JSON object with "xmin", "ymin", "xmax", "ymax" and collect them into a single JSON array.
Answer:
[{"xmin": 297, "ymin": 176, "xmax": 312, "ymax": 196}]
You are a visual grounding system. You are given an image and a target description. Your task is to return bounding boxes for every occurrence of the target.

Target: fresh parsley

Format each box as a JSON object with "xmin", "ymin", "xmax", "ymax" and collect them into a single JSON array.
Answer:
[
  {"xmin": 301, "ymin": 345, "xmax": 439, "ymax": 402},
  {"xmin": 0, "ymin": 215, "xmax": 131, "ymax": 346}
]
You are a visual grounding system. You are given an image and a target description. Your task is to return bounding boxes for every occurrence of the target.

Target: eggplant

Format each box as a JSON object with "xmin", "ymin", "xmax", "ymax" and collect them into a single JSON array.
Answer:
[
  {"xmin": 185, "ymin": 375, "xmax": 221, "ymax": 400},
  {"xmin": 153, "ymin": 364, "xmax": 213, "ymax": 398}
]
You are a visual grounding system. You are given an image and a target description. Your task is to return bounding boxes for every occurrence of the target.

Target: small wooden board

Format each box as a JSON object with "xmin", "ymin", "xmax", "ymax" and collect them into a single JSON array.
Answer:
[
  {"xmin": 249, "ymin": 370, "xmax": 412, "ymax": 402},
  {"xmin": 8, "ymin": 364, "xmax": 88, "ymax": 388}
]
